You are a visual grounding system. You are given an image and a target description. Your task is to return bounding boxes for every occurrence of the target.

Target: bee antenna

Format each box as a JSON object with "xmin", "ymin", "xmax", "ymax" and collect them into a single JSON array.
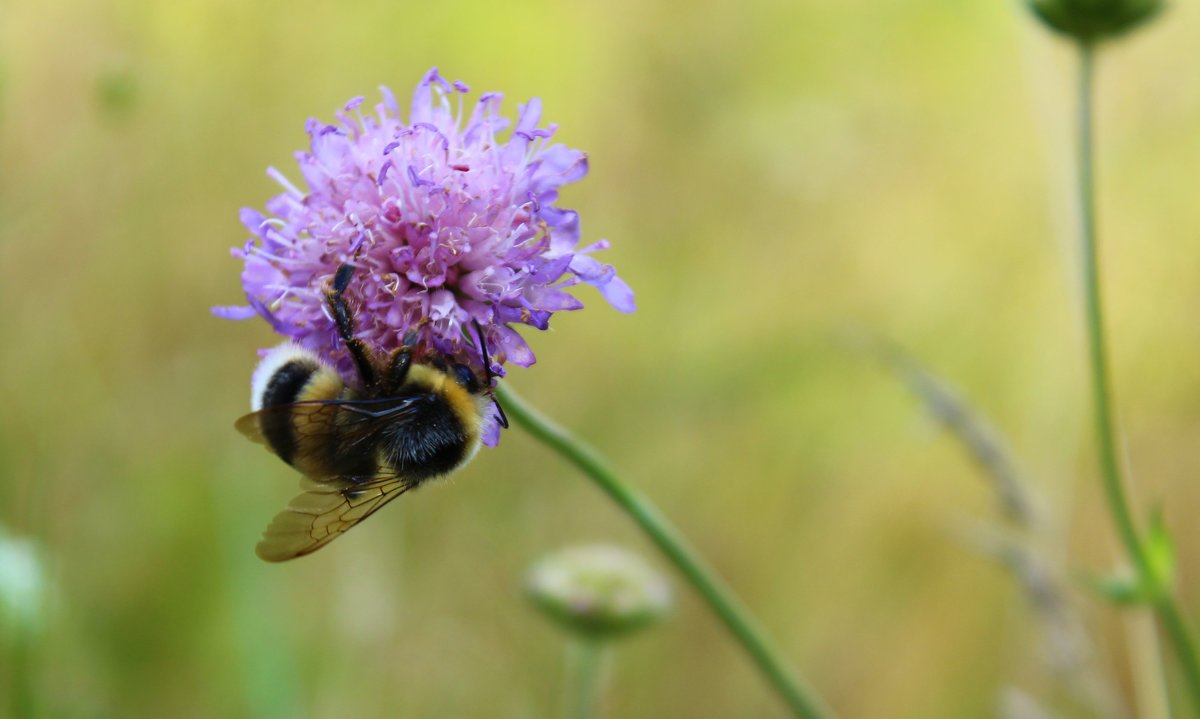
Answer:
[
  {"xmin": 473, "ymin": 320, "xmax": 509, "ymax": 429},
  {"xmin": 473, "ymin": 320, "xmax": 496, "ymax": 384}
]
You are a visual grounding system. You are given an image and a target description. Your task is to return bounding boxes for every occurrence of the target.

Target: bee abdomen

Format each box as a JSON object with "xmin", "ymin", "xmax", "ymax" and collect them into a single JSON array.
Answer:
[
  {"xmin": 259, "ymin": 361, "xmax": 320, "ymax": 464},
  {"xmin": 261, "ymin": 359, "xmax": 320, "ymax": 409},
  {"xmin": 250, "ymin": 344, "xmax": 344, "ymax": 468}
]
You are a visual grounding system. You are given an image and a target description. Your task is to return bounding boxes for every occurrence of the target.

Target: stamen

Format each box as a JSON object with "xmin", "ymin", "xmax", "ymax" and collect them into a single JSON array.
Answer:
[{"xmin": 266, "ymin": 166, "xmax": 304, "ymax": 197}]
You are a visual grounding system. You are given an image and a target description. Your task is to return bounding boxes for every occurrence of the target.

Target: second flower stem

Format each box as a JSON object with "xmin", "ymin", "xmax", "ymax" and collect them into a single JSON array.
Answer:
[
  {"xmin": 497, "ymin": 383, "xmax": 838, "ymax": 719},
  {"xmin": 1075, "ymin": 41, "xmax": 1200, "ymax": 712},
  {"xmin": 567, "ymin": 639, "xmax": 607, "ymax": 719}
]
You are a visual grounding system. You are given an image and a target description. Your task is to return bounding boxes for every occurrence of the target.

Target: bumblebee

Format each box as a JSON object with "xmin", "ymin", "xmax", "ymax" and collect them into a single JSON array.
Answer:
[{"xmin": 236, "ymin": 263, "xmax": 506, "ymax": 561}]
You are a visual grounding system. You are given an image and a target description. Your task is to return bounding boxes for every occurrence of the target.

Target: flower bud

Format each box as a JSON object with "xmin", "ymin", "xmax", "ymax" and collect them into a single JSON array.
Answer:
[
  {"xmin": 1028, "ymin": 0, "xmax": 1163, "ymax": 41},
  {"xmin": 525, "ymin": 545, "xmax": 672, "ymax": 640}
]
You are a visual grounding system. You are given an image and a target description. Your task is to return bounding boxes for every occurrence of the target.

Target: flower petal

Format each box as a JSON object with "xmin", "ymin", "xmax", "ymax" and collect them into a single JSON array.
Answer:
[
  {"xmin": 597, "ymin": 275, "xmax": 636, "ymax": 313},
  {"xmin": 211, "ymin": 305, "xmax": 258, "ymax": 320}
]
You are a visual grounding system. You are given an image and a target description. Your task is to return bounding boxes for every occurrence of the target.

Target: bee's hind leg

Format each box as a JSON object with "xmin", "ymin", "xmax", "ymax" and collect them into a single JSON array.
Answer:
[{"xmin": 327, "ymin": 263, "xmax": 378, "ymax": 388}]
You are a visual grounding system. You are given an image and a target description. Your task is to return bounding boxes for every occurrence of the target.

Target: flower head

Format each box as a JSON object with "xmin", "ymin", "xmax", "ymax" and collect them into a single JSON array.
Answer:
[
  {"xmin": 1027, "ymin": 0, "xmax": 1162, "ymax": 40},
  {"xmin": 525, "ymin": 544, "xmax": 672, "ymax": 639},
  {"xmin": 215, "ymin": 68, "xmax": 633, "ymax": 387}
]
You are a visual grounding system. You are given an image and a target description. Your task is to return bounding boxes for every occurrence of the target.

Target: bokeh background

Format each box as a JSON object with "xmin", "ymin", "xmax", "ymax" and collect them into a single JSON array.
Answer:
[{"xmin": 4, "ymin": 1, "xmax": 1200, "ymax": 717}]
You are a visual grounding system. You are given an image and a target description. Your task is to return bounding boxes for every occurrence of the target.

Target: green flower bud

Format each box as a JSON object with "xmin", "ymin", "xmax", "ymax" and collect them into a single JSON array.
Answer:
[
  {"xmin": 525, "ymin": 545, "xmax": 672, "ymax": 640},
  {"xmin": 1028, "ymin": 0, "xmax": 1164, "ymax": 41}
]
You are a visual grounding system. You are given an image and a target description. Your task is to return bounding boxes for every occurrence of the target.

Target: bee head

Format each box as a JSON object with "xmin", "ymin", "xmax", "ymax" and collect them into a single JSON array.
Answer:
[
  {"xmin": 402, "ymin": 321, "xmax": 507, "ymax": 429},
  {"xmin": 450, "ymin": 361, "xmax": 481, "ymax": 395},
  {"xmin": 420, "ymin": 353, "xmax": 484, "ymax": 395}
]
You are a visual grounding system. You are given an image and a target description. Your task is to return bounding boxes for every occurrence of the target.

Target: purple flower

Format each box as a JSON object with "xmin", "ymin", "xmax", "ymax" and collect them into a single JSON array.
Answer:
[{"xmin": 215, "ymin": 68, "xmax": 633, "ymax": 393}]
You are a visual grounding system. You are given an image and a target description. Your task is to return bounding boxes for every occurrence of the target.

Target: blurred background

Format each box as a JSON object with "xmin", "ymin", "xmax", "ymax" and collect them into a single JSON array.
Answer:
[{"xmin": 4, "ymin": 1, "xmax": 1200, "ymax": 717}]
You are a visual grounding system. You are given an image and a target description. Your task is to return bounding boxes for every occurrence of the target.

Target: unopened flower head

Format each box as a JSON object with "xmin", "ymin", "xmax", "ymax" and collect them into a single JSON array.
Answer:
[
  {"xmin": 215, "ymin": 68, "xmax": 633, "ymax": 385},
  {"xmin": 526, "ymin": 544, "xmax": 672, "ymax": 639},
  {"xmin": 1028, "ymin": 0, "xmax": 1162, "ymax": 40}
]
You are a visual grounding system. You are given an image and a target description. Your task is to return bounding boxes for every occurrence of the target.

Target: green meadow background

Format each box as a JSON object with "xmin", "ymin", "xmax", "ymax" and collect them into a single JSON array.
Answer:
[{"xmin": 4, "ymin": 1, "xmax": 1200, "ymax": 717}]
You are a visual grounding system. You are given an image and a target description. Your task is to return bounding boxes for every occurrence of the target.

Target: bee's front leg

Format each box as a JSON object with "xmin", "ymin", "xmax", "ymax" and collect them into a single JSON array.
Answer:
[
  {"xmin": 386, "ymin": 346, "xmax": 412, "ymax": 389},
  {"xmin": 327, "ymin": 263, "xmax": 378, "ymax": 388}
]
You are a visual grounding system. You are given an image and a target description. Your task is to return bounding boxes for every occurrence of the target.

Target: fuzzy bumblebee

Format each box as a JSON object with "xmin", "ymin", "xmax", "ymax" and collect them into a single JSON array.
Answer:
[{"xmin": 237, "ymin": 264, "xmax": 505, "ymax": 561}]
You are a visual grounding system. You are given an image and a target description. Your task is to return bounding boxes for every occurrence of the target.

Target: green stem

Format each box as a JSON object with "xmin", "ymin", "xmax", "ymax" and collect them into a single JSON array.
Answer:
[
  {"xmin": 10, "ymin": 629, "xmax": 35, "ymax": 719},
  {"xmin": 1076, "ymin": 40, "xmax": 1141, "ymax": 589},
  {"xmin": 497, "ymin": 384, "xmax": 838, "ymax": 719},
  {"xmin": 1159, "ymin": 596, "xmax": 1200, "ymax": 713},
  {"xmin": 566, "ymin": 639, "xmax": 607, "ymax": 719},
  {"xmin": 1075, "ymin": 41, "xmax": 1200, "ymax": 712}
]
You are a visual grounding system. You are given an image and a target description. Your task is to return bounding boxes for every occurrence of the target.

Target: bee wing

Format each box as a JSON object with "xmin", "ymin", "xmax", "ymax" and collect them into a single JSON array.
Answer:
[
  {"xmin": 256, "ymin": 471, "xmax": 417, "ymax": 562},
  {"xmin": 234, "ymin": 410, "xmax": 270, "ymax": 445},
  {"xmin": 234, "ymin": 396, "xmax": 432, "ymax": 456},
  {"xmin": 235, "ymin": 395, "xmax": 438, "ymax": 561}
]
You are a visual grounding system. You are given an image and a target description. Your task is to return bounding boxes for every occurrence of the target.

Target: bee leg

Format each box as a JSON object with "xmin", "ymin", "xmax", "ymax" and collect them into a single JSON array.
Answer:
[
  {"xmin": 386, "ymin": 347, "xmax": 412, "ymax": 388},
  {"xmin": 327, "ymin": 263, "xmax": 378, "ymax": 388}
]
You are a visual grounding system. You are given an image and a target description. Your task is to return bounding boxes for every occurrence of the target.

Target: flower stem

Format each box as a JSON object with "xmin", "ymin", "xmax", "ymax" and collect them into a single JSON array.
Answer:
[
  {"xmin": 10, "ymin": 631, "xmax": 35, "ymax": 719},
  {"xmin": 566, "ymin": 639, "xmax": 607, "ymax": 719},
  {"xmin": 496, "ymin": 384, "xmax": 839, "ymax": 719},
  {"xmin": 1074, "ymin": 40, "xmax": 1200, "ymax": 711}
]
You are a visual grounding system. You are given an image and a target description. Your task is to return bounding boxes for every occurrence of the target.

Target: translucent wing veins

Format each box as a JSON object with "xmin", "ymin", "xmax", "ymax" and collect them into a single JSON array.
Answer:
[
  {"xmin": 256, "ymin": 473, "xmax": 417, "ymax": 562},
  {"xmin": 238, "ymin": 395, "xmax": 441, "ymax": 561}
]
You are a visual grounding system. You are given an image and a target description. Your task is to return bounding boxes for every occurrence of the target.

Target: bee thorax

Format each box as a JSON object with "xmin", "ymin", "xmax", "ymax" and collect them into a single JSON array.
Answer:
[{"xmin": 378, "ymin": 395, "xmax": 474, "ymax": 481}]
